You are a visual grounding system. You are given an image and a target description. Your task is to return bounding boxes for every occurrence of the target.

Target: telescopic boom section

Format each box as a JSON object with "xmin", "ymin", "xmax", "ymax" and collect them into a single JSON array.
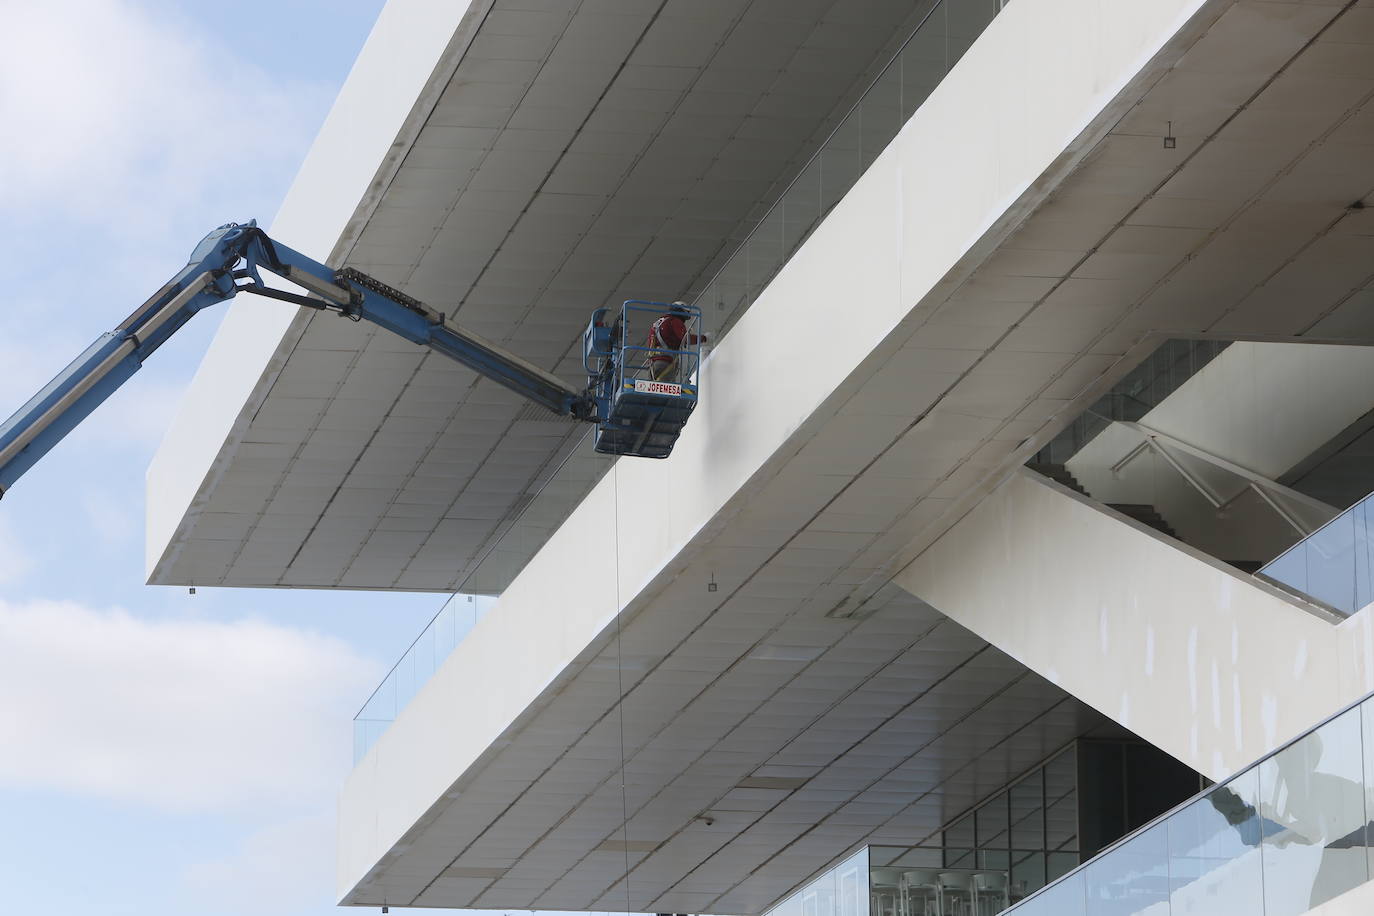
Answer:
[{"xmin": 0, "ymin": 221, "xmax": 598, "ymax": 498}]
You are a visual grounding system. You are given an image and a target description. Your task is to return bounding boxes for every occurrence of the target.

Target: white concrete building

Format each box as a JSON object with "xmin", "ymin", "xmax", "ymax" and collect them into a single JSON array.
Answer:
[{"xmin": 148, "ymin": 0, "xmax": 1374, "ymax": 914}]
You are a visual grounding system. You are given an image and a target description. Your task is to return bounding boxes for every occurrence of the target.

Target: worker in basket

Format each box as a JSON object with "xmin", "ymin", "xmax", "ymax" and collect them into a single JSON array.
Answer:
[{"xmin": 645, "ymin": 302, "xmax": 707, "ymax": 382}]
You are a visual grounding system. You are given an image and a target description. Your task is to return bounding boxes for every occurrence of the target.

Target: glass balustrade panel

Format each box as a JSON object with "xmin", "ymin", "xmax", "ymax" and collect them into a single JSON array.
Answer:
[
  {"xmin": 1167, "ymin": 767, "xmax": 1263, "ymax": 916},
  {"xmin": 1019, "ymin": 868, "xmax": 1086, "ymax": 916},
  {"xmin": 1084, "ymin": 822, "xmax": 1169, "ymax": 916},
  {"xmin": 1258, "ymin": 706, "xmax": 1368, "ymax": 915},
  {"xmin": 861, "ymin": 63, "xmax": 902, "ymax": 171},
  {"xmin": 901, "ymin": 2, "xmax": 947, "ymax": 120}
]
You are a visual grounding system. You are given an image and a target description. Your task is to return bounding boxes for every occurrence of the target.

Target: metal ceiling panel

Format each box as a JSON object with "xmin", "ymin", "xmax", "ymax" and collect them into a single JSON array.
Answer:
[{"xmin": 151, "ymin": 0, "xmax": 936, "ymax": 590}]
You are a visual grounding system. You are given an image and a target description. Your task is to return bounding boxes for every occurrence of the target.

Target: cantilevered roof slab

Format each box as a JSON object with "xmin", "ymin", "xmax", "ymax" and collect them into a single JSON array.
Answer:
[
  {"xmin": 147, "ymin": 0, "xmax": 936, "ymax": 590},
  {"xmin": 339, "ymin": 0, "xmax": 1374, "ymax": 909}
]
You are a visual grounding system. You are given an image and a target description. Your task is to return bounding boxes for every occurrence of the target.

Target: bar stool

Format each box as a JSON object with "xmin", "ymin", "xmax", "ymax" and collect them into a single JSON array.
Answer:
[
  {"xmin": 901, "ymin": 869, "xmax": 941, "ymax": 916},
  {"xmin": 870, "ymin": 867, "xmax": 904, "ymax": 916},
  {"xmin": 971, "ymin": 872, "xmax": 1008, "ymax": 916},
  {"xmin": 938, "ymin": 872, "xmax": 973, "ymax": 916}
]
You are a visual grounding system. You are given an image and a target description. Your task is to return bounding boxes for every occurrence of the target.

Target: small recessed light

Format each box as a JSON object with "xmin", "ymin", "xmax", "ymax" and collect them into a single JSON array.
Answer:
[
  {"xmin": 736, "ymin": 776, "xmax": 809, "ymax": 790},
  {"xmin": 443, "ymin": 866, "xmax": 508, "ymax": 879},
  {"xmin": 747, "ymin": 644, "xmax": 824, "ymax": 662},
  {"xmin": 595, "ymin": 839, "xmax": 660, "ymax": 853}
]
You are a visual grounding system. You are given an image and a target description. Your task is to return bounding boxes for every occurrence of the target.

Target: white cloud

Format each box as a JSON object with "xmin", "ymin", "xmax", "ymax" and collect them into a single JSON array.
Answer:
[
  {"xmin": 180, "ymin": 812, "xmax": 558, "ymax": 916},
  {"xmin": 80, "ymin": 489, "xmax": 139, "ymax": 547},
  {"xmin": 0, "ymin": 0, "xmax": 326, "ymax": 223},
  {"xmin": 0, "ymin": 0, "xmax": 331, "ymax": 464},
  {"xmin": 0, "ymin": 518, "xmax": 34, "ymax": 584},
  {"xmin": 0, "ymin": 598, "xmax": 380, "ymax": 811},
  {"xmin": 182, "ymin": 813, "xmax": 338, "ymax": 916}
]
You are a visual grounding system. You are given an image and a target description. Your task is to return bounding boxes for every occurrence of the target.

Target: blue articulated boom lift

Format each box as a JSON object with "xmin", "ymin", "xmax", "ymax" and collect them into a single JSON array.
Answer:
[{"xmin": 0, "ymin": 221, "xmax": 702, "ymax": 499}]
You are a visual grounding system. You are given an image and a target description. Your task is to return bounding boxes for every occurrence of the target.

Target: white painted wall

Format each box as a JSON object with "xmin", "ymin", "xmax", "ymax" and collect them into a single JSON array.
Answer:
[
  {"xmin": 335, "ymin": 0, "xmax": 1224, "ymax": 900},
  {"xmin": 144, "ymin": 0, "xmax": 488, "ymax": 581},
  {"xmin": 895, "ymin": 470, "xmax": 1374, "ymax": 783}
]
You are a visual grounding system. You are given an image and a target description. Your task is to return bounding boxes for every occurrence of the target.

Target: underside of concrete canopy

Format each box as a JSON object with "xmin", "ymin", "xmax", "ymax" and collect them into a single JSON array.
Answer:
[
  {"xmin": 146, "ymin": 0, "xmax": 938, "ymax": 591},
  {"xmin": 334, "ymin": 0, "xmax": 1374, "ymax": 911},
  {"xmin": 142, "ymin": 0, "xmax": 1374, "ymax": 911}
]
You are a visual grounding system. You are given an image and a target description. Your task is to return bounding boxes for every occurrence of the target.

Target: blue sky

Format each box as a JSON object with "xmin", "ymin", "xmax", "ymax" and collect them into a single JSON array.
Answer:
[{"xmin": 0, "ymin": 2, "xmax": 514, "ymax": 913}]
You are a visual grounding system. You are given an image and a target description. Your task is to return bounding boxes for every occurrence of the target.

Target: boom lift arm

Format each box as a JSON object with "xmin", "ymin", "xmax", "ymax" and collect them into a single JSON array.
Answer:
[{"xmin": 0, "ymin": 221, "xmax": 701, "ymax": 497}]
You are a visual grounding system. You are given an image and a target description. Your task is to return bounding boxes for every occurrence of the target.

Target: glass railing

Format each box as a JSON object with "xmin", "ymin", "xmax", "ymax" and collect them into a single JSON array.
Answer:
[
  {"xmin": 451, "ymin": 0, "xmax": 1014, "ymax": 597},
  {"xmin": 1002, "ymin": 690, "xmax": 1374, "ymax": 916},
  {"xmin": 353, "ymin": 593, "xmax": 496, "ymax": 762},
  {"xmin": 1260, "ymin": 491, "xmax": 1374, "ymax": 618}
]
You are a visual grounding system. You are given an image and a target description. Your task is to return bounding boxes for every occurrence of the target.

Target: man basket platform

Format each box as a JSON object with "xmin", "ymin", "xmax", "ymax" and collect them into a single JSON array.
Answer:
[{"xmin": 583, "ymin": 300, "xmax": 704, "ymax": 459}]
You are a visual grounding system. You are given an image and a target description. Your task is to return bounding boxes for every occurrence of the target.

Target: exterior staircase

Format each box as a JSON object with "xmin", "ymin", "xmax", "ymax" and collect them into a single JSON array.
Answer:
[
  {"xmin": 1027, "ymin": 463, "xmax": 1179, "ymax": 539},
  {"xmin": 1027, "ymin": 464, "xmax": 1269, "ymax": 575}
]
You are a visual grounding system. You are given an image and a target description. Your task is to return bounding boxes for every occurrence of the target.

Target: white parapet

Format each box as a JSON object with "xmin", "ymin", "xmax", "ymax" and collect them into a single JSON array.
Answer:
[{"xmin": 896, "ymin": 469, "xmax": 1374, "ymax": 782}]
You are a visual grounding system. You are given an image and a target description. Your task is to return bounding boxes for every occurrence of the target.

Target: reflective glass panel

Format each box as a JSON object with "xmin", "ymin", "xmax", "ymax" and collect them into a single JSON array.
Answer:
[
  {"xmin": 1304, "ymin": 511, "xmax": 1360, "ymax": 613},
  {"xmin": 1048, "ymin": 851, "xmax": 1081, "ymax": 883},
  {"xmin": 354, "ymin": 594, "xmax": 495, "ymax": 761},
  {"xmin": 978, "ymin": 791, "xmax": 1010, "ymax": 849},
  {"xmin": 1084, "ymin": 822, "xmax": 1168, "ymax": 916},
  {"xmin": 860, "ymin": 64, "xmax": 901, "ymax": 170},
  {"xmin": 1365, "ymin": 697, "xmax": 1374, "ymax": 877},
  {"xmin": 1021, "ymin": 868, "xmax": 1086, "ymax": 916},
  {"xmin": 1355, "ymin": 498, "xmax": 1374, "ymax": 612},
  {"xmin": 980, "ymin": 848, "xmax": 1011, "ymax": 871},
  {"xmin": 948, "ymin": 0, "xmax": 996, "ymax": 68},
  {"xmin": 869, "ymin": 862, "xmax": 903, "ymax": 916},
  {"xmin": 1167, "ymin": 767, "xmax": 1263, "ymax": 915},
  {"xmin": 714, "ymin": 250, "xmax": 749, "ymax": 327},
  {"xmin": 747, "ymin": 206, "xmax": 785, "ymax": 303},
  {"xmin": 820, "ymin": 115, "xmax": 861, "ymax": 216},
  {"xmin": 1012, "ymin": 849, "xmax": 1047, "ymax": 899},
  {"xmin": 1046, "ymin": 749, "xmax": 1079, "ymax": 854},
  {"xmin": 1264, "ymin": 493, "xmax": 1374, "ymax": 617},
  {"xmin": 947, "ymin": 813, "xmax": 975, "ymax": 849},
  {"xmin": 900, "ymin": 2, "xmax": 946, "ymax": 119},
  {"xmin": 1012, "ymin": 771, "xmax": 1046, "ymax": 850},
  {"xmin": 781, "ymin": 158, "xmax": 822, "ymax": 254},
  {"xmin": 945, "ymin": 847, "xmax": 975, "ymax": 869},
  {"xmin": 1259, "ymin": 706, "xmax": 1368, "ymax": 915},
  {"xmin": 838, "ymin": 848, "xmax": 870, "ymax": 916},
  {"xmin": 774, "ymin": 877, "xmax": 803, "ymax": 916},
  {"xmin": 764, "ymin": 848, "xmax": 868, "ymax": 916}
]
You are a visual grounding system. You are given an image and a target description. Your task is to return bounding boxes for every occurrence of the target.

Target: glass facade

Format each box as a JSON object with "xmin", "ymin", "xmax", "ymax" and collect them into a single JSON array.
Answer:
[
  {"xmin": 859, "ymin": 740, "xmax": 1198, "ymax": 916},
  {"xmin": 868, "ymin": 748, "xmax": 1080, "ymax": 914},
  {"xmin": 353, "ymin": 593, "xmax": 496, "ymax": 761},
  {"xmin": 1006, "ymin": 700, "xmax": 1374, "ymax": 916}
]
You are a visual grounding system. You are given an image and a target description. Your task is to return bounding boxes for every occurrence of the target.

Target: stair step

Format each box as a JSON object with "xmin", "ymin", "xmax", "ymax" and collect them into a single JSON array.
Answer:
[
  {"xmin": 1107, "ymin": 503, "xmax": 1177, "ymax": 539},
  {"xmin": 1027, "ymin": 463, "xmax": 1089, "ymax": 496},
  {"xmin": 1028, "ymin": 463, "xmax": 1181, "ymax": 539}
]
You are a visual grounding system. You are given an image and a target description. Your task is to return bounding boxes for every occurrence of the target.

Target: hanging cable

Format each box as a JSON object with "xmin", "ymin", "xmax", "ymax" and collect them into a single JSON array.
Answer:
[{"xmin": 612, "ymin": 458, "xmax": 632, "ymax": 916}]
